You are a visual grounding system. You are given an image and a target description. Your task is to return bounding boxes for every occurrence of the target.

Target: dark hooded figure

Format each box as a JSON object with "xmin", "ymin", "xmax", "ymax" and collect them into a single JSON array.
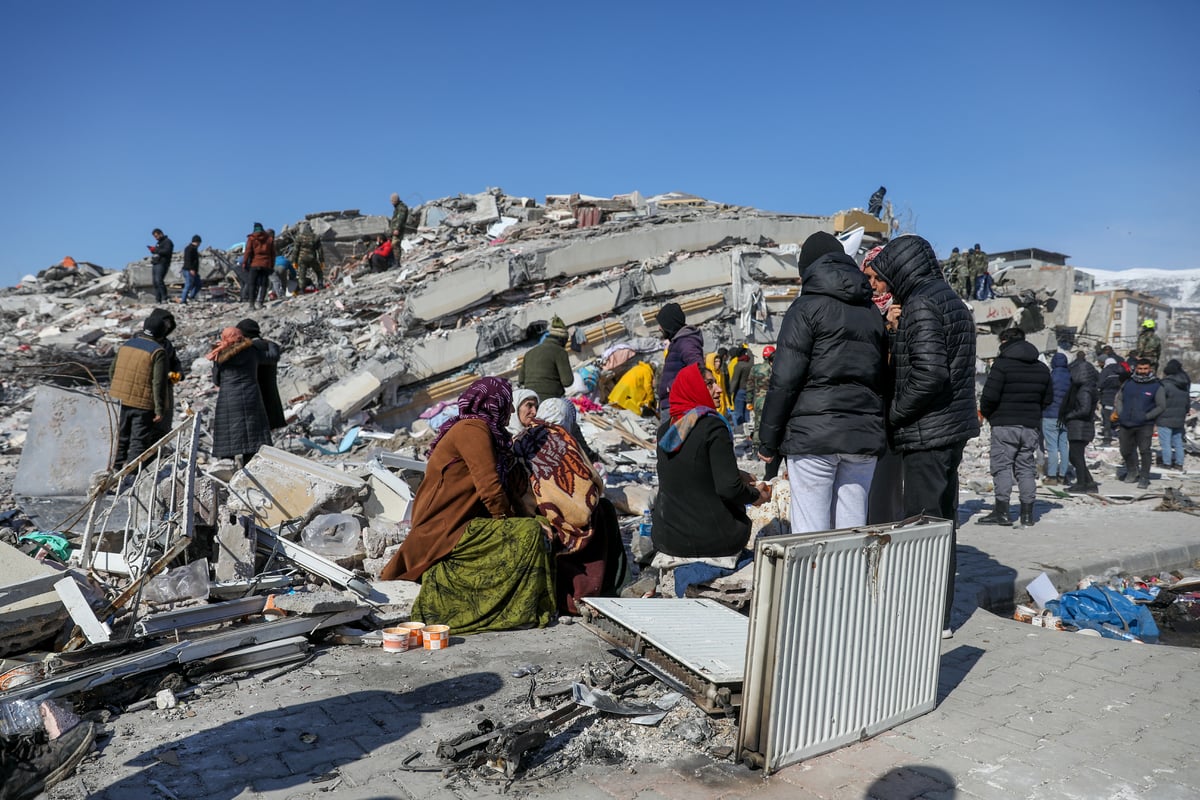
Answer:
[
  {"xmin": 1158, "ymin": 359, "xmax": 1191, "ymax": 470},
  {"xmin": 867, "ymin": 234, "xmax": 980, "ymax": 637},
  {"xmin": 655, "ymin": 302, "xmax": 704, "ymax": 419},
  {"xmin": 1060, "ymin": 352, "xmax": 1100, "ymax": 493},
  {"xmin": 757, "ymin": 231, "xmax": 887, "ymax": 533},
  {"xmin": 207, "ymin": 327, "xmax": 271, "ymax": 463},
  {"xmin": 868, "ymin": 186, "xmax": 886, "ymax": 218},
  {"xmin": 235, "ymin": 318, "xmax": 285, "ymax": 430}
]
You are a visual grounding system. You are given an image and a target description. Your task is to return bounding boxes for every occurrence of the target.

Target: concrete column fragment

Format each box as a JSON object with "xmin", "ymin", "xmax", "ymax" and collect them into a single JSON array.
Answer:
[{"xmin": 227, "ymin": 447, "xmax": 366, "ymax": 527}]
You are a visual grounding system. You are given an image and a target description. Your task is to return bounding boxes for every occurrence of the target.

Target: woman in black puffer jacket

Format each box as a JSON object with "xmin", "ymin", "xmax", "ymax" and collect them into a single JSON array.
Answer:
[{"xmin": 1158, "ymin": 359, "xmax": 1191, "ymax": 470}]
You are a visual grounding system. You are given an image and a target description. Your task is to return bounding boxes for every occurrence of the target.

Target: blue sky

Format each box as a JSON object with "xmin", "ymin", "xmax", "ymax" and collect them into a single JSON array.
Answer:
[{"xmin": 2, "ymin": 1, "xmax": 1197, "ymax": 288}]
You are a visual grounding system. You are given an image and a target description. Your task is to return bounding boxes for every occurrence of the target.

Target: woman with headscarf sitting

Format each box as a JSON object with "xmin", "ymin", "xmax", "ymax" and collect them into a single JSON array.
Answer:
[
  {"xmin": 380, "ymin": 377, "xmax": 556, "ymax": 634},
  {"xmin": 516, "ymin": 398, "xmax": 625, "ymax": 613},
  {"xmin": 652, "ymin": 363, "xmax": 770, "ymax": 596},
  {"xmin": 508, "ymin": 388, "xmax": 539, "ymax": 437}
]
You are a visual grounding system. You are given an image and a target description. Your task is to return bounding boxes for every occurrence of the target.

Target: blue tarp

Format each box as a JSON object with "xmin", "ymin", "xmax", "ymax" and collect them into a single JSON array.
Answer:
[{"xmin": 1046, "ymin": 585, "xmax": 1159, "ymax": 643}]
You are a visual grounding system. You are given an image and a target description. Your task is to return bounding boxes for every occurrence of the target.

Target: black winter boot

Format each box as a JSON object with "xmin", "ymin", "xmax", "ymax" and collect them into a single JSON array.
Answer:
[
  {"xmin": 1019, "ymin": 502, "xmax": 1035, "ymax": 527},
  {"xmin": 977, "ymin": 500, "xmax": 1012, "ymax": 526}
]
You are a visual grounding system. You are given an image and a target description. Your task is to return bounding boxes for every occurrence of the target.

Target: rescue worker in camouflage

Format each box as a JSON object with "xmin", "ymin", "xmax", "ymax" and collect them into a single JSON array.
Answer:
[
  {"xmin": 746, "ymin": 345, "xmax": 781, "ymax": 480},
  {"xmin": 389, "ymin": 192, "xmax": 409, "ymax": 267},
  {"xmin": 967, "ymin": 244, "xmax": 988, "ymax": 300},
  {"xmin": 292, "ymin": 222, "xmax": 324, "ymax": 292},
  {"xmin": 943, "ymin": 247, "xmax": 963, "ymax": 295},
  {"xmin": 1135, "ymin": 319, "xmax": 1162, "ymax": 366}
]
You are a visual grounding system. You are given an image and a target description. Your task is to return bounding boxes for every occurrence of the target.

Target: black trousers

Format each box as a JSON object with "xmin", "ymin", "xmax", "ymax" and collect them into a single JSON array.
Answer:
[
  {"xmin": 901, "ymin": 443, "xmax": 965, "ymax": 630},
  {"xmin": 151, "ymin": 263, "xmax": 169, "ymax": 303},
  {"xmin": 1119, "ymin": 425, "xmax": 1154, "ymax": 481},
  {"xmin": 114, "ymin": 407, "xmax": 162, "ymax": 470},
  {"xmin": 1068, "ymin": 440, "xmax": 1094, "ymax": 487},
  {"xmin": 249, "ymin": 268, "xmax": 271, "ymax": 305}
]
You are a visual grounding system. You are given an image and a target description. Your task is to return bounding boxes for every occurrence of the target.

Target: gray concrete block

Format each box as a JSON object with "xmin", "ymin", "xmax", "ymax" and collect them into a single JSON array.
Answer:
[
  {"xmin": 272, "ymin": 589, "xmax": 359, "ymax": 615},
  {"xmin": 15, "ymin": 385, "xmax": 115, "ymax": 497},
  {"xmin": 226, "ymin": 446, "xmax": 365, "ymax": 527},
  {"xmin": 310, "ymin": 214, "xmax": 389, "ymax": 241},
  {"xmin": 214, "ymin": 520, "xmax": 255, "ymax": 583},
  {"xmin": 0, "ymin": 541, "xmax": 69, "ymax": 657}
]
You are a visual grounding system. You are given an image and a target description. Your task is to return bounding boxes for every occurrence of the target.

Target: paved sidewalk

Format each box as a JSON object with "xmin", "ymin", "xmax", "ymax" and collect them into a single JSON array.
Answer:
[{"xmin": 48, "ymin": 498, "xmax": 1200, "ymax": 800}]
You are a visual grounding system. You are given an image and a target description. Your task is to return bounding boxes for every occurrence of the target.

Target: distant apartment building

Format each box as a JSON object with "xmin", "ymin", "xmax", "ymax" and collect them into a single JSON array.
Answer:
[
  {"xmin": 989, "ymin": 248, "xmax": 1095, "ymax": 293},
  {"xmin": 1087, "ymin": 288, "xmax": 1172, "ymax": 349}
]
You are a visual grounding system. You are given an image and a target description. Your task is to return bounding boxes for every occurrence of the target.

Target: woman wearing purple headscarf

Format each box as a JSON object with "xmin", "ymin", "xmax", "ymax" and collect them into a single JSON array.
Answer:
[{"xmin": 380, "ymin": 377, "xmax": 556, "ymax": 633}]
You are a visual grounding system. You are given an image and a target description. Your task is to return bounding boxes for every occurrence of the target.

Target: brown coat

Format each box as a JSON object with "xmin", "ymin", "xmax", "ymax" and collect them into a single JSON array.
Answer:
[
  {"xmin": 244, "ymin": 230, "xmax": 275, "ymax": 269},
  {"xmin": 380, "ymin": 419, "xmax": 514, "ymax": 581}
]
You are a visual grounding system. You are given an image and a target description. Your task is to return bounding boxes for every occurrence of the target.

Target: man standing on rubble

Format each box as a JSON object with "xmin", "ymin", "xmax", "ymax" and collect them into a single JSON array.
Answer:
[
  {"xmin": 180, "ymin": 235, "xmax": 202, "ymax": 304},
  {"xmin": 967, "ymin": 244, "xmax": 988, "ymax": 301},
  {"xmin": 518, "ymin": 316, "xmax": 573, "ymax": 399},
  {"xmin": 292, "ymin": 222, "xmax": 324, "ymax": 292},
  {"xmin": 868, "ymin": 234, "xmax": 980, "ymax": 637},
  {"xmin": 757, "ymin": 231, "xmax": 887, "ymax": 534},
  {"xmin": 977, "ymin": 328, "xmax": 1053, "ymax": 527},
  {"xmin": 148, "ymin": 228, "xmax": 174, "ymax": 304},
  {"xmin": 389, "ymin": 192, "xmax": 409, "ymax": 267},
  {"xmin": 108, "ymin": 309, "xmax": 180, "ymax": 471},
  {"xmin": 655, "ymin": 302, "xmax": 704, "ymax": 423}
]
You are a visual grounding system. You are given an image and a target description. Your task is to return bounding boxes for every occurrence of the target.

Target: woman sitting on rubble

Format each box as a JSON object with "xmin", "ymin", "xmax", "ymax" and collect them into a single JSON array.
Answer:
[
  {"xmin": 514, "ymin": 397, "xmax": 625, "ymax": 614},
  {"xmin": 380, "ymin": 377, "xmax": 556, "ymax": 634},
  {"xmin": 652, "ymin": 363, "xmax": 770, "ymax": 596},
  {"xmin": 537, "ymin": 396, "xmax": 600, "ymax": 465},
  {"xmin": 207, "ymin": 326, "xmax": 272, "ymax": 465}
]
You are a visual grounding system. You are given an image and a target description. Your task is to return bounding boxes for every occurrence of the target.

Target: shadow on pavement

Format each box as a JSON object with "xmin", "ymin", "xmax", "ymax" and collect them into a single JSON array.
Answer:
[
  {"xmin": 936, "ymin": 645, "xmax": 985, "ymax": 707},
  {"xmin": 865, "ymin": 764, "xmax": 956, "ymax": 798},
  {"xmin": 99, "ymin": 675, "xmax": 504, "ymax": 799}
]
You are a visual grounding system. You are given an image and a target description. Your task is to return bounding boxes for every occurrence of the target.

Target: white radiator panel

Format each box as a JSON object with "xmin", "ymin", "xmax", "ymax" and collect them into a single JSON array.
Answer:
[{"xmin": 738, "ymin": 517, "xmax": 952, "ymax": 774}]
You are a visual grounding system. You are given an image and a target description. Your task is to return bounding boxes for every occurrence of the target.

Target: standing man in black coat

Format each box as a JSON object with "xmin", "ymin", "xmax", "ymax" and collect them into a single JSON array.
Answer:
[
  {"xmin": 868, "ymin": 235, "xmax": 980, "ymax": 638},
  {"xmin": 978, "ymin": 328, "xmax": 1052, "ymax": 527},
  {"xmin": 148, "ymin": 228, "xmax": 174, "ymax": 304},
  {"xmin": 758, "ymin": 231, "xmax": 887, "ymax": 533}
]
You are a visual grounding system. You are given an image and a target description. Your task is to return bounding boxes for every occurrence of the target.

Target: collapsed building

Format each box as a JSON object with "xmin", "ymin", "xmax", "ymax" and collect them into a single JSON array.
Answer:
[{"xmin": 4, "ymin": 188, "xmax": 1198, "ymax": 787}]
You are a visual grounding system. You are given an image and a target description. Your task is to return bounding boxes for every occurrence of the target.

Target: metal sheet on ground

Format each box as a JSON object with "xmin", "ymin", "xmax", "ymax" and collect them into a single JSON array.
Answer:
[{"xmin": 579, "ymin": 597, "xmax": 747, "ymax": 683}]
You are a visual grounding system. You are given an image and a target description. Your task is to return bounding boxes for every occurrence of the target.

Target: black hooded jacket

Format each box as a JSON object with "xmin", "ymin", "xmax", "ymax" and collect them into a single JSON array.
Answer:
[
  {"xmin": 979, "ymin": 340, "xmax": 1052, "ymax": 429},
  {"xmin": 1159, "ymin": 363, "xmax": 1191, "ymax": 430},
  {"xmin": 1061, "ymin": 357, "xmax": 1099, "ymax": 442},
  {"xmin": 868, "ymin": 236, "xmax": 980, "ymax": 452},
  {"xmin": 758, "ymin": 251, "xmax": 887, "ymax": 456}
]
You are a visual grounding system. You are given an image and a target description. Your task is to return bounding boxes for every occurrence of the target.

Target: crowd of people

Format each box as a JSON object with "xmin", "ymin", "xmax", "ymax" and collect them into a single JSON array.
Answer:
[{"xmin": 110, "ymin": 221, "xmax": 1192, "ymax": 642}]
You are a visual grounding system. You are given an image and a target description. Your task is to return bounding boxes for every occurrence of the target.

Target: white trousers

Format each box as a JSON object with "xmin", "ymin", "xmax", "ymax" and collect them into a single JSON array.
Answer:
[{"xmin": 786, "ymin": 453, "xmax": 877, "ymax": 534}]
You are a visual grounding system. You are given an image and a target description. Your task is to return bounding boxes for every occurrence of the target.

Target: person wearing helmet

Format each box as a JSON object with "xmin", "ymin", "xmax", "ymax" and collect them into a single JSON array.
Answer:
[
  {"xmin": 1135, "ymin": 319, "xmax": 1161, "ymax": 367},
  {"xmin": 746, "ymin": 346, "xmax": 780, "ymax": 479}
]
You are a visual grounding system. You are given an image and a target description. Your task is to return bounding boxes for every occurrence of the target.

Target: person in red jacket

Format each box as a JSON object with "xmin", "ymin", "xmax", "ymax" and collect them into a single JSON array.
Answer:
[{"xmin": 243, "ymin": 223, "xmax": 276, "ymax": 309}]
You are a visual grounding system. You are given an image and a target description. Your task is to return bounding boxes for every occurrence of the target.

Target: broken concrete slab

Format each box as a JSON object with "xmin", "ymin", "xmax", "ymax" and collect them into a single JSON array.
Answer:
[
  {"xmin": 0, "ymin": 541, "xmax": 70, "ymax": 657},
  {"xmin": 271, "ymin": 590, "xmax": 360, "ymax": 615},
  {"xmin": 214, "ymin": 518, "xmax": 256, "ymax": 584},
  {"xmin": 227, "ymin": 447, "xmax": 366, "ymax": 527},
  {"xmin": 14, "ymin": 385, "xmax": 115, "ymax": 497}
]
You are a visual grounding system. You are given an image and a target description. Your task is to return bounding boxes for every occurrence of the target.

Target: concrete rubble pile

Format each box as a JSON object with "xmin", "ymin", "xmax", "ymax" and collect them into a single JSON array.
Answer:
[{"xmin": 7, "ymin": 187, "xmax": 1200, "ymax": 791}]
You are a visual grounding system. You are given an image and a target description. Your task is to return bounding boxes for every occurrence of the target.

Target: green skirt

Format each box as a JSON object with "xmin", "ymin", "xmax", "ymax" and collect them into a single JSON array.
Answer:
[{"xmin": 412, "ymin": 517, "xmax": 556, "ymax": 635}]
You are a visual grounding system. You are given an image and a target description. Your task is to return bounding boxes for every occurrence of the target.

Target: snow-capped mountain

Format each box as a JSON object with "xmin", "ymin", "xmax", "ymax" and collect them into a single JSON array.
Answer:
[{"xmin": 1076, "ymin": 267, "xmax": 1200, "ymax": 309}]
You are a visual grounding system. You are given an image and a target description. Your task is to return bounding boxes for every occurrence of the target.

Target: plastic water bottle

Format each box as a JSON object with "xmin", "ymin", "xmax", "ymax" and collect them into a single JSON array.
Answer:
[
  {"xmin": 632, "ymin": 510, "xmax": 655, "ymax": 565},
  {"xmin": 0, "ymin": 699, "xmax": 42, "ymax": 736}
]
